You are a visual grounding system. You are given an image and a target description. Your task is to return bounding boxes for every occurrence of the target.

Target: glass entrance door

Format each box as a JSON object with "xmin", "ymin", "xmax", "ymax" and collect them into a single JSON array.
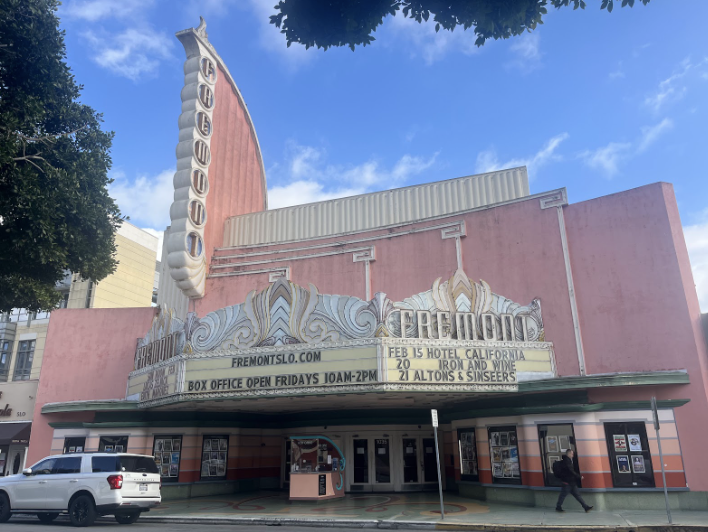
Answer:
[
  {"xmin": 422, "ymin": 438, "xmax": 438, "ymax": 483},
  {"xmin": 402, "ymin": 438, "xmax": 419, "ymax": 483}
]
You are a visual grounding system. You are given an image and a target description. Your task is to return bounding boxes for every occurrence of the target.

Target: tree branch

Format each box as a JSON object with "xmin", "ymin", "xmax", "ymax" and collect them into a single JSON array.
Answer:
[{"xmin": 17, "ymin": 124, "xmax": 89, "ymax": 144}]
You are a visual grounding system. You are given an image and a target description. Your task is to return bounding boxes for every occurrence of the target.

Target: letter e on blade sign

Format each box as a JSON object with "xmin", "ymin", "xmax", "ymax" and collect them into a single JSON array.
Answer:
[{"xmin": 431, "ymin": 409, "xmax": 439, "ymax": 428}]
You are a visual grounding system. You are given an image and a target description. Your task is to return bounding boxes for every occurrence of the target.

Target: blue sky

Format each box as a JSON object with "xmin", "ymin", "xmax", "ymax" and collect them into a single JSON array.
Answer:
[{"xmin": 56, "ymin": 0, "xmax": 708, "ymax": 310}]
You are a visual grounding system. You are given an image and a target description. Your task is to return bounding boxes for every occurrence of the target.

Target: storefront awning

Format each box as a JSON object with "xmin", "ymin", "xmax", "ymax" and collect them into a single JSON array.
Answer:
[{"xmin": 0, "ymin": 422, "xmax": 31, "ymax": 446}]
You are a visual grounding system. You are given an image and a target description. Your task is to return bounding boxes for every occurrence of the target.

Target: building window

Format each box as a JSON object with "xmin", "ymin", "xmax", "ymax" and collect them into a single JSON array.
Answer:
[
  {"xmin": 153, "ymin": 435, "xmax": 182, "ymax": 482},
  {"xmin": 63, "ymin": 437, "xmax": 86, "ymax": 454},
  {"xmin": 98, "ymin": 435, "xmax": 129, "ymax": 453},
  {"xmin": 538, "ymin": 423, "xmax": 579, "ymax": 487},
  {"xmin": 604, "ymin": 422, "xmax": 655, "ymax": 488},
  {"xmin": 458, "ymin": 427, "xmax": 479, "ymax": 481},
  {"xmin": 13, "ymin": 340, "xmax": 35, "ymax": 381},
  {"xmin": 489, "ymin": 425, "xmax": 521, "ymax": 484},
  {"xmin": 0, "ymin": 341, "xmax": 12, "ymax": 382},
  {"xmin": 200, "ymin": 435, "xmax": 228, "ymax": 480}
]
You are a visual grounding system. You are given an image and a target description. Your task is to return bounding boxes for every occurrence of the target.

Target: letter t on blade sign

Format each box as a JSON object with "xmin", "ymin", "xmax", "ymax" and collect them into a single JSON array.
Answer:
[{"xmin": 431, "ymin": 409, "xmax": 439, "ymax": 428}]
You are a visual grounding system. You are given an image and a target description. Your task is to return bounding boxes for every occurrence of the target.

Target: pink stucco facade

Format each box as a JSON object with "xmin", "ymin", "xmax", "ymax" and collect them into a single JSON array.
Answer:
[
  {"xmin": 26, "ymin": 181, "xmax": 708, "ymax": 505},
  {"xmin": 28, "ymin": 307, "xmax": 156, "ymax": 464}
]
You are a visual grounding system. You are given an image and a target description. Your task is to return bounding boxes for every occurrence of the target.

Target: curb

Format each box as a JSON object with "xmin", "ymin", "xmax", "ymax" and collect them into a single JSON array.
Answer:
[
  {"xmin": 138, "ymin": 515, "xmax": 708, "ymax": 532},
  {"xmin": 140, "ymin": 515, "xmax": 435, "ymax": 529}
]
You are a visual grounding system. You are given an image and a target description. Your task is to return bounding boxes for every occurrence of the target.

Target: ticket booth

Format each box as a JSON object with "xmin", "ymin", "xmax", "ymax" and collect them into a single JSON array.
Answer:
[{"xmin": 289, "ymin": 436, "xmax": 345, "ymax": 501}]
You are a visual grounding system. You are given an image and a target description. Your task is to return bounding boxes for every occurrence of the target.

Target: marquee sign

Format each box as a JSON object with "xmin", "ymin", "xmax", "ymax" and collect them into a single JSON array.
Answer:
[{"xmin": 129, "ymin": 269, "xmax": 555, "ymax": 406}]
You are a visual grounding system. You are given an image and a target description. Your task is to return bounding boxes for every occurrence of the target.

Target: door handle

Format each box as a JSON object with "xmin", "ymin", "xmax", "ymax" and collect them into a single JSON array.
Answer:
[
  {"xmin": 70, "ymin": 479, "xmax": 78, "ymax": 483},
  {"xmin": 39, "ymin": 480, "xmax": 47, "ymax": 484}
]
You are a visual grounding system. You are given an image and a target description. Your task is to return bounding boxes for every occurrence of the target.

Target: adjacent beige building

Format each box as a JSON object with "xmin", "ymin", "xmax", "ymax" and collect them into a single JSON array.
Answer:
[{"xmin": 0, "ymin": 222, "xmax": 158, "ymax": 475}]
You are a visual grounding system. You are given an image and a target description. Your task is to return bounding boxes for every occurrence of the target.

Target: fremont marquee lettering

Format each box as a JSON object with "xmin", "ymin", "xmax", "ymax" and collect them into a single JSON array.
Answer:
[
  {"xmin": 135, "ymin": 332, "xmax": 180, "ymax": 370},
  {"xmin": 400, "ymin": 310, "xmax": 535, "ymax": 341},
  {"xmin": 387, "ymin": 346, "xmax": 523, "ymax": 385}
]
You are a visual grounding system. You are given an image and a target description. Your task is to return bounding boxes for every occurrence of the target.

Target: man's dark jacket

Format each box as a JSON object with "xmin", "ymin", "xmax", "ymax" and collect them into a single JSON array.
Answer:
[{"xmin": 557, "ymin": 455, "xmax": 581, "ymax": 485}]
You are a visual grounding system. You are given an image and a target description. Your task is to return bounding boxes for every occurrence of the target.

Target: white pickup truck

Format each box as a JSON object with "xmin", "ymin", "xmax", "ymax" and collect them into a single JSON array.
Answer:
[{"xmin": 0, "ymin": 452, "xmax": 161, "ymax": 526}]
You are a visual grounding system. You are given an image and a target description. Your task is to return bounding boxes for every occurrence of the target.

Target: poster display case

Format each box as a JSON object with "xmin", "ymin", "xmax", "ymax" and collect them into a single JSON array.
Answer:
[
  {"xmin": 199, "ymin": 435, "xmax": 229, "ymax": 480},
  {"xmin": 538, "ymin": 423, "xmax": 579, "ymax": 487},
  {"xmin": 289, "ymin": 436, "xmax": 345, "ymax": 500},
  {"xmin": 153, "ymin": 435, "xmax": 183, "ymax": 482},
  {"xmin": 604, "ymin": 422, "xmax": 655, "ymax": 488},
  {"xmin": 489, "ymin": 425, "xmax": 521, "ymax": 485},
  {"xmin": 458, "ymin": 427, "xmax": 479, "ymax": 482}
]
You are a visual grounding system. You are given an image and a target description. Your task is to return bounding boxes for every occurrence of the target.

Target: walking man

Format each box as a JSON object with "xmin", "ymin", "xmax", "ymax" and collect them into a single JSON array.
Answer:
[{"xmin": 554, "ymin": 449, "xmax": 593, "ymax": 512}]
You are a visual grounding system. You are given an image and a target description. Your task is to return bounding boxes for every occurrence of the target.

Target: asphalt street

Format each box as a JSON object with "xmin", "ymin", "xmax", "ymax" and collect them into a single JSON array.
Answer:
[{"xmin": 0, "ymin": 519, "xmax": 368, "ymax": 531}]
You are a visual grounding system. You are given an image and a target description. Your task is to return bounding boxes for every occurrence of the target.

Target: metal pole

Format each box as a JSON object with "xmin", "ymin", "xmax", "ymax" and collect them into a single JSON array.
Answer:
[
  {"xmin": 433, "ymin": 425, "xmax": 445, "ymax": 520},
  {"xmin": 655, "ymin": 424, "xmax": 672, "ymax": 523}
]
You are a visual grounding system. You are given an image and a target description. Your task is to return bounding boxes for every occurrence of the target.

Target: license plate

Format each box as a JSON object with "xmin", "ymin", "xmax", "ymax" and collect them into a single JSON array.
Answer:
[{"xmin": 139, "ymin": 484, "xmax": 148, "ymax": 492}]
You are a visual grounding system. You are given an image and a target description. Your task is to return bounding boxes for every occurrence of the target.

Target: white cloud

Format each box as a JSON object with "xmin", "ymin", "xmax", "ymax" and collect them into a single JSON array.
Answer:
[
  {"xmin": 61, "ymin": 0, "xmax": 152, "ymax": 21},
  {"xmin": 475, "ymin": 133, "xmax": 569, "ymax": 179},
  {"xmin": 684, "ymin": 216, "xmax": 708, "ymax": 312},
  {"xmin": 645, "ymin": 58, "xmax": 691, "ymax": 112},
  {"xmin": 609, "ymin": 61, "xmax": 625, "ymax": 80},
  {"xmin": 386, "ymin": 14, "xmax": 480, "ymax": 65},
  {"xmin": 83, "ymin": 27, "xmax": 174, "ymax": 80},
  {"xmin": 581, "ymin": 119, "xmax": 674, "ymax": 177},
  {"xmin": 269, "ymin": 181, "xmax": 366, "ymax": 210},
  {"xmin": 507, "ymin": 33, "xmax": 542, "ymax": 73},
  {"xmin": 268, "ymin": 143, "xmax": 438, "ymax": 209},
  {"xmin": 636, "ymin": 118, "xmax": 673, "ymax": 153},
  {"xmin": 109, "ymin": 168, "xmax": 174, "ymax": 229},
  {"xmin": 580, "ymin": 142, "xmax": 632, "ymax": 177}
]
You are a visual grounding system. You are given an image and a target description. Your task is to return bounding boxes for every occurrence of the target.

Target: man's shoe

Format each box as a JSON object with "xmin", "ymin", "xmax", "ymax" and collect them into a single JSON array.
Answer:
[
  {"xmin": 585, "ymin": 506, "xmax": 594, "ymax": 513},
  {"xmin": 555, "ymin": 508, "xmax": 564, "ymax": 512}
]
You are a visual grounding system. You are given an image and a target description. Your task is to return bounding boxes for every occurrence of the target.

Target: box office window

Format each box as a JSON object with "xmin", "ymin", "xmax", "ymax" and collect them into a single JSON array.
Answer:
[
  {"xmin": 200, "ymin": 435, "xmax": 228, "ymax": 480},
  {"xmin": 458, "ymin": 428, "xmax": 479, "ymax": 482},
  {"xmin": 604, "ymin": 422, "xmax": 655, "ymax": 488},
  {"xmin": 98, "ymin": 435, "xmax": 128, "ymax": 453},
  {"xmin": 538, "ymin": 423, "xmax": 579, "ymax": 487},
  {"xmin": 63, "ymin": 437, "xmax": 86, "ymax": 454},
  {"xmin": 154, "ymin": 436, "xmax": 182, "ymax": 482},
  {"xmin": 489, "ymin": 425, "xmax": 521, "ymax": 484}
]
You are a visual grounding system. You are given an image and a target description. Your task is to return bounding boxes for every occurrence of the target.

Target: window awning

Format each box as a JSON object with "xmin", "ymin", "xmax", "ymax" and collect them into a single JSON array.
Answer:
[{"xmin": 0, "ymin": 422, "xmax": 31, "ymax": 446}]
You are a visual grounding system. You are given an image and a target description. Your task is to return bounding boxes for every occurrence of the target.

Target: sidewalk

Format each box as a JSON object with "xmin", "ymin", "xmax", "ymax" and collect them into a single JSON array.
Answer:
[{"xmin": 140, "ymin": 491, "xmax": 708, "ymax": 530}]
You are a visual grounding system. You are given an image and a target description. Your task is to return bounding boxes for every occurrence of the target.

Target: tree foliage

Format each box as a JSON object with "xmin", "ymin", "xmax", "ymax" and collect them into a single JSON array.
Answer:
[
  {"xmin": 270, "ymin": 0, "xmax": 651, "ymax": 51},
  {"xmin": 0, "ymin": 0, "xmax": 122, "ymax": 312}
]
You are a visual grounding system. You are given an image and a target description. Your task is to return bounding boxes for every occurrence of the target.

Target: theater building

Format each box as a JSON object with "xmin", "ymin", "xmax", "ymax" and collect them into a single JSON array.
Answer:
[{"xmin": 26, "ymin": 20, "xmax": 708, "ymax": 510}]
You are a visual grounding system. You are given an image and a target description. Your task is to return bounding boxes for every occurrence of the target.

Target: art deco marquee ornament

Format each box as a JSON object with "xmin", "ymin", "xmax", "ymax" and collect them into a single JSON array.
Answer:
[
  {"xmin": 135, "ymin": 269, "xmax": 544, "ymax": 365},
  {"xmin": 166, "ymin": 17, "xmax": 217, "ymax": 298}
]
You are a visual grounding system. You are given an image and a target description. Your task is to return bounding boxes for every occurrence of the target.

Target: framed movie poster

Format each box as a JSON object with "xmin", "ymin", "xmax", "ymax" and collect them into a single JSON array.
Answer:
[
  {"xmin": 489, "ymin": 425, "xmax": 521, "ymax": 485},
  {"xmin": 616, "ymin": 455, "xmax": 630, "ymax": 473},
  {"xmin": 628, "ymin": 434, "xmax": 642, "ymax": 452},
  {"xmin": 153, "ymin": 435, "xmax": 183, "ymax": 482},
  {"xmin": 632, "ymin": 456, "xmax": 646, "ymax": 474},
  {"xmin": 613, "ymin": 435, "xmax": 627, "ymax": 452},
  {"xmin": 200, "ymin": 435, "xmax": 229, "ymax": 480},
  {"xmin": 458, "ymin": 428, "xmax": 479, "ymax": 481},
  {"xmin": 546, "ymin": 436, "xmax": 559, "ymax": 453},
  {"xmin": 99, "ymin": 435, "xmax": 128, "ymax": 453},
  {"xmin": 537, "ymin": 423, "xmax": 579, "ymax": 487},
  {"xmin": 604, "ymin": 422, "xmax": 654, "ymax": 488}
]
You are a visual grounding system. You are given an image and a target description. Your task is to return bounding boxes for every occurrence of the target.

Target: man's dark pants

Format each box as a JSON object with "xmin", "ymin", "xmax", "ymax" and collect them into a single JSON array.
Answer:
[{"xmin": 556, "ymin": 481, "xmax": 590, "ymax": 510}]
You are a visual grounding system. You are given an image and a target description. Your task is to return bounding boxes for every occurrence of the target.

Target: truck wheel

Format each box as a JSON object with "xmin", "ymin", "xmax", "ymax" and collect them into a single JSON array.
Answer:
[
  {"xmin": 37, "ymin": 512, "xmax": 59, "ymax": 523},
  {"xmin": 115, "ymin": 512, "xmax": 140, "ymax": 524},
  {"xmin": 0, "ymin": 492, "xmax": 10, "ymax": 523},
  {"xmin": 69, "ymin": 494, "xmax": 96, "ymax": 527}
]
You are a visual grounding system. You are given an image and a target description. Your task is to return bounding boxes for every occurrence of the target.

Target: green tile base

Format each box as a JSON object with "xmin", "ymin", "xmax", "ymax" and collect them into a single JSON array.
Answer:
[
  {"xmin": 458, "ymin": 483, "xmax": 708, "ymax": 511},
  {"xmin": 161, "ymin": 477, "xmax": 280, "ymax": 500}
]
